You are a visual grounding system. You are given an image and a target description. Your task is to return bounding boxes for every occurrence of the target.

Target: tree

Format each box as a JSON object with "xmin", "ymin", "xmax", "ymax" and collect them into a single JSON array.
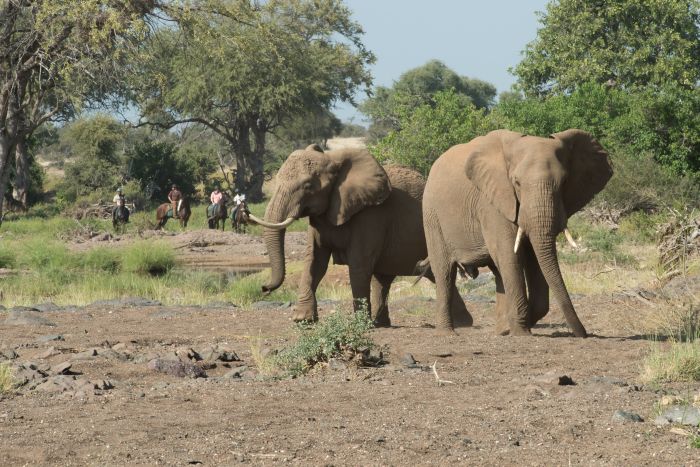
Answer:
[
  {"xmin": 513, "ymin": 0, "xmax": 700, "ymax": 96},
  {"xmin": 370, "ymin": 90, "xmax": 494, "ymax": 176},
  {"xmin": 360, "ymin": 60, "xmax": 496, "ymax": 140},
  {"xmin": 0, "ymin": 0, "xmax": 158, "ymax": 219},
  {"xmin": 133, "ymin": 0, "xmax": 374, "ymax": 201}
]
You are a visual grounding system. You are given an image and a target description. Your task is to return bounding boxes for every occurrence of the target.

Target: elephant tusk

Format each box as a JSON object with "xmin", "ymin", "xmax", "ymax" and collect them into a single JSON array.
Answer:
[
  {"xmin": 248, "ymin": 214, "xmax": 296, "ymax": 230},
  {"xmin": 564, "ymin": 228, "xmax": 578, "ymax": 249},
  {"xmin": 513, "ymin": 226, "xmax": 524, "ymax": 254}
]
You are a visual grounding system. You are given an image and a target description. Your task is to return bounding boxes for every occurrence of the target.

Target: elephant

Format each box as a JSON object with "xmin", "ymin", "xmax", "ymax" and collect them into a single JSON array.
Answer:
[
  {"xmin": 422, "ymin": 129, "xmax": 612, "ymax": 337},
  {"xmin": 249, "ymin": 144, "xmax": 472, "ymax": 326}
]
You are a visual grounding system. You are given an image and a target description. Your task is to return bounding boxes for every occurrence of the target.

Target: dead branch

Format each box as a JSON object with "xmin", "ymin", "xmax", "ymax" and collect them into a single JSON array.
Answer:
[{"xmin": 431, "ymin": 361, "xmax": 454, "ymax": 386}]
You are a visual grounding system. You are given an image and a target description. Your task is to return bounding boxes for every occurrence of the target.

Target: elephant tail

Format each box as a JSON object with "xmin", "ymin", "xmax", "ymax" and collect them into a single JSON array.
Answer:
[{"xmin": 412, "ymin": 258, "xmax": 434, "ymax": 285}]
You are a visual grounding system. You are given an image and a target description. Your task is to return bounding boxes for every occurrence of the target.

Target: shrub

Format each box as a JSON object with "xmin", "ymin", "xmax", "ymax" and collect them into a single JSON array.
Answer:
[
  {"xmin": 0, "ymin": 246, "xmax": 16, "ymax": 269},
  {"xmin": 82, "ymin": 247, "xmax": 121, "ymax": 274},
  {"xmin": 122, "ymin": 241, "xmax": 176, "ymax": 276},
  {"xmin": 261, "ymin": 309, "xmax": 375, "ymax": 377}
]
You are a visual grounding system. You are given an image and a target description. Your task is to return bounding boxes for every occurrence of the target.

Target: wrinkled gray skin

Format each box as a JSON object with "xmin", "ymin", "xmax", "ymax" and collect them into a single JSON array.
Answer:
[
  {"xmin": 259, "ymin": 144, "xmax": 471, "ymax": 326},
  {"xmin": 423, "ymin": 129, "xmax": 612, "ymax": 337}
]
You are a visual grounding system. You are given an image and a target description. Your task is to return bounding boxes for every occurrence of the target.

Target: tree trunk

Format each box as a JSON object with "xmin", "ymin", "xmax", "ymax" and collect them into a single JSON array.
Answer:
[
  {"xmin": 13, "ymin": 136, "xmax": 29, "ymax": 209},
  {"xmin": 247, "ymin": 124, "xmax": 266, "ymax": 202},
  {"xmin": 0, "ymin": 140, "xmax": 13, "ymax": 226}
]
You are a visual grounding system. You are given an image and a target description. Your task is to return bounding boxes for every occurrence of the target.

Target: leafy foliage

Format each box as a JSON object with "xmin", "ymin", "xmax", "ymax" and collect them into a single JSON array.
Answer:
[
  {"xmin": 513, "ymin": 0, "xmax": 700, "ymax": 96},
  {"xmin": 370, "ymin": 90, "xmax": 494, "ymax": 176}
]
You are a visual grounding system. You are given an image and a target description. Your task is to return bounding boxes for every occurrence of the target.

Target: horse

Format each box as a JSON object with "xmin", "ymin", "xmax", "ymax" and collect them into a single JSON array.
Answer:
[
  {"xmin": 156, "ymin": 198, "xmax": 191, "ymax": 230},
  {"xmin": 113, "ymin": 204, "xmax": 130, "ymax": 232},
  {"xmin": 207, "ymin": 199, "xmax": 228, "ymax": 230},
  {"xmin": 230, "ymin": 200, "xmax": 250, "ymax": 233}
]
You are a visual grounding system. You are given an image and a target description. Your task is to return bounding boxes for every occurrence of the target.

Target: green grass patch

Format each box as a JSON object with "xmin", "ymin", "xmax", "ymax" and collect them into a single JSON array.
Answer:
[
  {"xmin": 224, "ymin": 269, "xmax": 297, "ymax": 306},
  {"xmin": 81, "ymin": 247, "xmax": 121, "ymax": 273},
  {"xmin": 0, "ymin": 246, "xmax": 16, "ymax": 268},
  {"xmin": 691, "ymin": 436, "xmax": 700, "ymax": 449},
  {"xmin": 122, "ymin": 241, "xmax": 176, "ymax": 276},
  {"xmin": 255, "ymin": 309, "xmax": 375, "ymax": 377},
  {"xmin": 642, "ymin": 341, "xmax": 700, "ymax": 383}
]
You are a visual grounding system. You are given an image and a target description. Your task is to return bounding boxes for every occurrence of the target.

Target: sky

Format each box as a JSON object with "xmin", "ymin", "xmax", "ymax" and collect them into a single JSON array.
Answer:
[{"xmin": 333, "ymin": 0, "xmax": 550, "ymax": 124}]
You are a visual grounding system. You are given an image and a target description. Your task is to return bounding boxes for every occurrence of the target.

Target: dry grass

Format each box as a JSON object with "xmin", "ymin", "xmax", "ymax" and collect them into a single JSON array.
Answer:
[{"xmin": 0, "ymin": 363, "xmax": 14, "ymax": 394}]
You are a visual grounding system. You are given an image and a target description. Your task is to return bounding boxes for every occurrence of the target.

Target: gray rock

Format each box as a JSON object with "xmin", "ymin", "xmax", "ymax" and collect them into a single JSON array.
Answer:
[
  {"xmin": 251, "ymin": 300, "xmax": 291, "ymax": 309},
  {"xmin": 5, "ymin": 310, "xmax": 56, "ymax": 327},
  {"xmin": 51, "ymin": 361, "xmax": 73, "ymax": 375},
  {"xmin": 223, "ymin": 366, "xmax": 248, "ymax": 378},
  {"xmin": 32, "ymin": 302, "xmax": 61, "ymax": 312},
  {"xmin": 612, "ymin": 410, "xmax": 644, "ymax": 423},
  {"xmin": 36, "ymin": 334, "xmax": 64, "ymax": 343},
  {"xmin": 399, "ymin": 353, "xmax": 417, "ymax": 367},
  {"xmin": 1, "ymin": 348, "xmax": 19, "ymax": 360},
  {"xmin": 9, "ymin": 305, "xmax": 40, "ymax": 312},
  {"xmin": 35, "ymin": 375, "xmax": 79, "ymax": 394},
  {"xmin": 655, "ymin": 405, "xmax": 700, "ymax": 426},
  {"xmin": 36, "ymin": 346, "xmax": 59, "ymax": 359},
  {"xmin": 327, "ymin": 358, "xmax": 347, "ymax": 371},
  {"xmin": 72, "ymin": 349, "xmax": 98, "ymax": 360},
  {"xmin": 88, "ymin": 297, "xmax": 162, "ymax": 308},
  {"xmin": 11, "ymin": 363, "xmax": 48, "ymax": 387},
  {"xmin": 219, "ymin": 351, "xmax": 240, "ymax": 362},
  {"xmin": 147, "ymin": 358, "xmax": 207, "ymax": 378}
]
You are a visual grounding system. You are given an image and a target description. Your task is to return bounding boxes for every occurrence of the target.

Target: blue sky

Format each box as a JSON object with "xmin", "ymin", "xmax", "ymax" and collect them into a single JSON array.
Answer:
[{"xmin": 334, "ymin": 0, "xmax": 550, "ymax": 124}]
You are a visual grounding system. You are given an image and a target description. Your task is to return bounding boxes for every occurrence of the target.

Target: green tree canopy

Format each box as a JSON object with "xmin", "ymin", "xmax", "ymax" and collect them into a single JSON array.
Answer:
[
  {"xmin": 133, "ymin": 0, "xmax": 374, "ymax": 201},
  {"xmin": 360, "ymin": 60, "xmax": 496, "ymax": 140},
  {"xmin": 513, "ymin": 0, "xmax": 700, "ymax": 96}
]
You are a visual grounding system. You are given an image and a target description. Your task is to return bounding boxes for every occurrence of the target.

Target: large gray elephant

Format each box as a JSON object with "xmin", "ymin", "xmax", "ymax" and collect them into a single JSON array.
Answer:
[
  {"xmin": 423, "ymin": 129, "xmax": 613, "ymax": 337},
  {"xmin": 249, "ymin": 144, "xmax": 471, "ymax": 326}
]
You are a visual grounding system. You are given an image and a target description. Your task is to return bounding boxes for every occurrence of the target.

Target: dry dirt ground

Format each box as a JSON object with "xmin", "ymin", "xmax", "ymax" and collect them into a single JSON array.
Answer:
[{"xmin": 2, "ymin": 229, "xmax": 700, "ymax": 465}]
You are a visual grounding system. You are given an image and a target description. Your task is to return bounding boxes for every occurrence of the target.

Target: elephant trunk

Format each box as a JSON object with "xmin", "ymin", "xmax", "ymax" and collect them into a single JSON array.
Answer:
[
  {"xmin": 522, "ymin": 183, "xmax": 586, "ymax": 337},
  {"xmin": 261, "ymin": 189, "xmax": 289, "ymax": 293}
]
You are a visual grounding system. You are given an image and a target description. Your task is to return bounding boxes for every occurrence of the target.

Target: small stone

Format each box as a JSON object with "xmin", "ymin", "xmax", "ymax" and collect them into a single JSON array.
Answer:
[
  {"xmin": 655, "ymin": 405, "xmax": 700, "ymax": 426},
  {"xmin": 147, "ymin": 358, "xmax": 207, "ymax": 378},
  {"xmin": 73, "ymin": 349, "xmax": 98, "ymax": 360},
  {"xmin": 33, "ymin": 303, "xmax": 62, "ymax": 312},
  {"xmin": 51, "ymin": 361, "xmax": 73, "ymax": 375},
  {"xmin": 399, "ymin": 353, "xmax": 417, "ymax": 367},
  {"xmin": 535, "ymin": 370, "xmax": 576, "ymax": 386},
  {"xmin": 224, "ymin": 366, "xmax": 248, "ymax": 378},
  {"xmin": 36, "ymin": 335, "xmax": 64, "ymax": 343},
  {"xmin": 1, "ymin": 348, "xmax": 19, "ymax": 360},
  {"xmin": 612, "ymin": 410, "xmax": 644, "ymax": 423},
  {"xmin": 327, "ymin": 358, "xmax": 347, "ymax": 371},
  {"xmin": 37, "ymin": 346, "xmax": 60, "ymax": 359},
  {"xmin": 660, "ymin": 395, "xmax": 684, "ymax": 407},
  {"xmin": 218, "ymin": 351, "xmax": 240, "ymax": 362}
]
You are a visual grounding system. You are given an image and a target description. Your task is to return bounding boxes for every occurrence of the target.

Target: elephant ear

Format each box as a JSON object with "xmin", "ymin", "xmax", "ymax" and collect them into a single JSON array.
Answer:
[
  {"xmin": 326, "ymin": 149, "xmax": 391, "ymax": 226},
  {"xmin": 305, "ymin": 143, "xmax": 324, "ymax": 153},
  {"xmin": 552, "ymin": 129, "xmax": 613, "ymax": 217},
  {"xmin": 464, "ymin": 130, "xmax": 523, "ymax": 223}
]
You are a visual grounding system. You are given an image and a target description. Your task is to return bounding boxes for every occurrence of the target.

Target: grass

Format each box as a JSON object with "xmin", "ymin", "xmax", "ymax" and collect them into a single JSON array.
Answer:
[
  {"xmin": 252, "ymin": 307, "xmax": 375, "ymax": 378},
  {"xmin": 122, "ymin": 240, "xmax": 176, "ymax": 276},
  {"xmin": 0, "ymin": 363, "xmax": 13, "ymax": 394}
]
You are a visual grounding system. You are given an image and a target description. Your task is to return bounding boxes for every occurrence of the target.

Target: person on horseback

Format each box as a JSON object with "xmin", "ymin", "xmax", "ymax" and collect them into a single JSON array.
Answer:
[
  {"xmin": 168, "ymin": 184, "xmax": 182, "ymax": 219},
  {"xmin": 112, "ymin": 188, "xmax": 126, "ymax": 221},
  {"xmin": 209, "ymin": 185, "xmax": 224, "ymax": 219},
  {"xmin": 232, "ymin": 188, "xmax": 247, "ymax": 222}
]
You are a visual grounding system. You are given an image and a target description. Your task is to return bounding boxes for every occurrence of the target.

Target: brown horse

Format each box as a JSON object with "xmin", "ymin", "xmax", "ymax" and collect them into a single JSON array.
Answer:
[
  {"xmin": 207, "ymin": 199, "xmax": 228, "ymax": 230},
  {"xmin": 230, "ymin": 200, "xmax": 250, "ymax": 233},
  {"xmin": 156, "ymin": 198, "xmax": 191, "ymax": 230}
]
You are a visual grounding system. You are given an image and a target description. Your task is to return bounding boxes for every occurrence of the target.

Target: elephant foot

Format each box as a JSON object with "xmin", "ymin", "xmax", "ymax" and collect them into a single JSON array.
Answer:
[
  {"xmin": 510, "ymin": 325, "xmax": 532, "ymax": 337},
  {"xmin": 292, "ymin": 305, "xmax": 317, "ymax": 322},
  {"xmin": 451, "ymin": 309, "xmax": 474, "ymax": 328},
  {"xmin": 372, "ymin": 316, "xmax": 392, "ymax": 328}
]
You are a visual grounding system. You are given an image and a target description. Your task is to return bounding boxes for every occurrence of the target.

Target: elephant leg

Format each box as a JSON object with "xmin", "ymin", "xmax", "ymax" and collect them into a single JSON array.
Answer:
[
  {"xmin": 424, "ymin": 207, "xmax": 455, "ymax": 331},
  {"xmin": 371, "ymin": 273, "xmax": 394, "ymax": 327},
  {"xmin": 349, "ymin": 265, "xmax": 373, "ymax": 318},
  {"xmin": 294, "ymin": 236, "xmax": 331, "ymax": 322},
  {"xmin": 498, "ymin": 262, "xmax": 530, "ymax": 336},
  {"xmin": 523, "ymin": 241, "xmax": 549, "ymax": 327},
  {"xmin": 490, "ymin": 266, "xmax": 510, "ymax": 336},
  {"xmin": 449, "ymin": 282, "xmax": 473, "ymax": 327}
]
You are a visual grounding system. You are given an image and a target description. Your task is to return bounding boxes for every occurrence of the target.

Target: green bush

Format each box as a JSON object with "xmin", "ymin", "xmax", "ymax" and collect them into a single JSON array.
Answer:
[
  {"xmin": 0, "ymin": 363, "xmax": 13, "ymax": 394},
  {"xmin": 122, "ymin": 241, "xmax": 176, "ymax": 276},
  {"xmin": 82, "ymin": 247, "xmax": 121, "ymax": 274},
  {"xmin": 0, "ymin": 246, "xmax": 16, "ymax": 269},
  {"xmin": 266, "ymin": 310, "xmax": 375, "ymax": 377}
]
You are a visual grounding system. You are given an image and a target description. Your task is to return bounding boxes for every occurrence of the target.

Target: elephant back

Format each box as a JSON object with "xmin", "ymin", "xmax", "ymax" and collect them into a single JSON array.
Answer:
[{"xmin": 382, "ymin": 164, "xmax": 426, "ymax": 201}]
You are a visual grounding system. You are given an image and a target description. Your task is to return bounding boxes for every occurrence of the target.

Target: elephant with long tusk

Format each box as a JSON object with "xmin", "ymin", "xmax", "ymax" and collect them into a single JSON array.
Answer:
[
  {"xmin": 249, "ymin": 144, "xmax": 472, "ymax": 327},
  {"xmin": 423, "ymin": 129, "xmax": 613, "ymax": 337}
]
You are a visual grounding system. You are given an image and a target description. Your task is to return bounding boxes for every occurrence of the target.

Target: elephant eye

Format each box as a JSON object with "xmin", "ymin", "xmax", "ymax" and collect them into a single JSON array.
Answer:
[{"xmin": 302, "ymin": 181, "xmax": 313, "ymax": 191}]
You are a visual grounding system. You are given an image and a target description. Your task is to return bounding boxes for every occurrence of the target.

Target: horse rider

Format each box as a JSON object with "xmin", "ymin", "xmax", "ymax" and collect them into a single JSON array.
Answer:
[
  {"xmin": 232, "ymin": 188, "xmax": 247, "ymax": 221},
  {"xmin": 112, "ymin": 187, "xmax": 126, "ymax": 221},
  {"xmin": 168, "ymin": 184, "xmax": 182, "ymax": 219},
  {"xmin": 210, "ymin": 185, "xmax": 224, "ymax": 218}
]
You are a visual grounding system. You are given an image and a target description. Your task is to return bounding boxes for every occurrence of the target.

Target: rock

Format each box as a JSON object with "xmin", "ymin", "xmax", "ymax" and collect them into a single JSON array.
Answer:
[
  {"xmin": 35, "ymin": 375, "xmax": 78, "ymax": 394},
  {"xmin": 72, "ymin": 349, "xmax": 98, "ymax": 360},
  {"xmin": 660, "ymin": 395, "xmax": 685, "ymax": 407},
  {"xmin": 37, "ymin": 347, "xmax": 60, "ymax": 359},
  {"xmin": 90, "ymin": 232, "xmax": 113, "ymax": 242},
  {"xmin": 11, "ymin": 363, "xmax": 48, "ymax": 388},
  {"xmin": 589, "ymin": 376, "xmax": 628, "ymax": 387},
  {"xmin": 612, "ymin": 410, "xmax": 644, "ymax": 423},
  {"xmin": 5, "ymin": 310, "xmax": 56, "ymax": 327},
  {"xmin": 218, "ymin": 351, "xmax": 240, "ymax": 362},
  {"xmin": 399, "ymin": 353, "xmax": 417, "ymax": 367},
  {"xmin": 9, "ymin": 305, "xmax": 40, "ymax": 312},
  {"xmin": 88, "ymin": 297, "xmax": 162, "ymax": 308},
  {"xmin": 32, "ymin": 302, "xmax": 61, "ymax": 312},
  {"xmin": 223, "ymin": 366, "xmax": 248, "ymax": 378},
  {"xmin": 147, "ymin": 358, "xmax": 207, "ymax": 378},
  {"xmin": 1, "ymin": 348, "xmax": 19, "ymax": 360},
  {"xmin": 176, "ymin": 348, "xmax": 201, "ymax": 362},
  {"xmin": 534, "ymin": 371, "xmax": 576, "ymax": 386},
  {"xmin": 327, "ymin": 358, "xmax": 347, "ymax": 371},
  {"xmin": 251, "ymin": 300, "xmax": 291, "ymax": 309},
  {"xmin": 203, "ymin": 301, "xmax": 237, "ymax": 308},
  {"xmin": 655, "ymin": 405, "xmax": 700, "ymax": 426},
  {"xmin": 51, "ymin": 361, "xmax": 73, "ymax": 375},
  {"xmin": 36, "ymin": 334, "xmax": 64, "ymax": 343}
]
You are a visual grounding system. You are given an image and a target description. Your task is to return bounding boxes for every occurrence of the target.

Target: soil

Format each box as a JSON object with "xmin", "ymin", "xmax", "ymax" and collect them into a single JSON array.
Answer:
[{"xmin": 2, "ymin": 228, "xmax": 700, "ymax": 465}]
